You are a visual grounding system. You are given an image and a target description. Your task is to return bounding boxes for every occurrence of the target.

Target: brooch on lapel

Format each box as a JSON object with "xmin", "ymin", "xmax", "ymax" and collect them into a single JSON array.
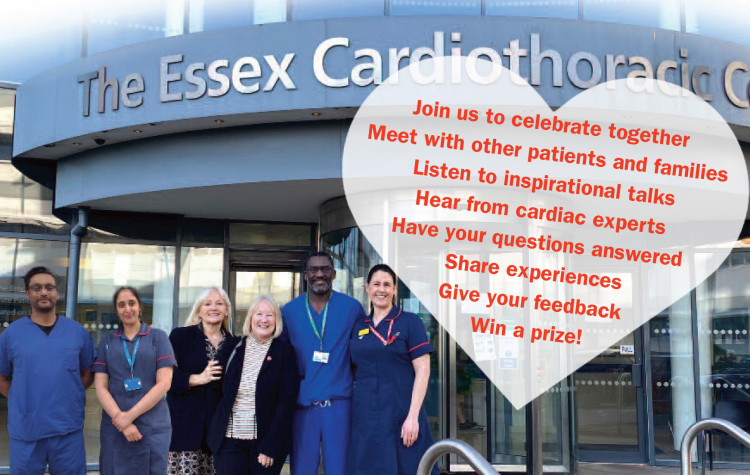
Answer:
[{"xmin": 267, "ymin": 356, "xmax": 272, "ymax": 361}]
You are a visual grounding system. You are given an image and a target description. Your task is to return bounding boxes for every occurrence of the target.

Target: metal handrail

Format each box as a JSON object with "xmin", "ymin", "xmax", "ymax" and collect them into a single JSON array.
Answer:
[
  {"xmin": 680, "ymin": 418, "xmax": 750, "ymax": 475},
  {"xmin": 417, "ymin": 439, "xmax": 497, "ymax": 475}
]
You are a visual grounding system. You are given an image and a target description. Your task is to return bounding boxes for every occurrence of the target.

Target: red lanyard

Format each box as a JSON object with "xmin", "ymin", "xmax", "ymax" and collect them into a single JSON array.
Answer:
[{"xmin": 368, "ymin": 309, "xmax": 401, "ymax": 346}]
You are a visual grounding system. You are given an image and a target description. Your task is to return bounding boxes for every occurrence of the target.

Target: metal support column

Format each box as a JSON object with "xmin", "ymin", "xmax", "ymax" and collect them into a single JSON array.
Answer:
[
  {"xmin": 65, "ymin": 208, "xmax": 88, "ymax": 319},
  {"xmin": 526, "ymin": 397, "xmax": 544, "ymax": 474}
]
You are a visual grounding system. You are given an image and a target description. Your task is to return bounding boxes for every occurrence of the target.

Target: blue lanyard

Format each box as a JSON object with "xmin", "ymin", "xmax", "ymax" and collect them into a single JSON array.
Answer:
[
  {"xmin": 121, "ymin": 338, "xmax": 141, "ymax": 378},
  {"xmin": 304, "ymin": 293, "xmax": 329, "ymax": 350}
]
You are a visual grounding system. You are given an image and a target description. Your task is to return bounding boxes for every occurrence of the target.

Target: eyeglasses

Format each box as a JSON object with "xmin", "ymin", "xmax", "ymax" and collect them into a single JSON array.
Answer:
[
  {"xmin": 29, "ymin": 285, "xmax": 57, "ymax": 293},
  {"xmin": 306, "ymin": 266, "xmax": 334, "ymax": 275}
]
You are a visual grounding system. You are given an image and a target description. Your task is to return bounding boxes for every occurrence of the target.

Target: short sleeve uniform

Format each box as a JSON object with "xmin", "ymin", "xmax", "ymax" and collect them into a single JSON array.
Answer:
[
  {"xmin": 347, "ymin": 307, "xmax": 438, "ymax": 475},
  {"xmin": 281, "ymin": 291, "xmax": 365, "ymax": 405},
  {"xmin": 93, "ymin": 322, "xmax": 176, "ymax": 475},
  {"xmin": 0, "ymin": 316, "xmax": 95, "ymax": 441}
]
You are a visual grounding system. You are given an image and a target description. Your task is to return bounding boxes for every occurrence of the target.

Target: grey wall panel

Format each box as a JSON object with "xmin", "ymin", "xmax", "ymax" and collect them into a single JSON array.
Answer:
[{"xmin": 56, "ymin": 121, "xmax": 345, "ymax": 207}]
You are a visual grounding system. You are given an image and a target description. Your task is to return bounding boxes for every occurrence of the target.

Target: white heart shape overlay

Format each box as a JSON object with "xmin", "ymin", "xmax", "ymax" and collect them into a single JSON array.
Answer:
[{"xmin": 342, "ymin": 56, "xmax": 748, "ymax": 408}]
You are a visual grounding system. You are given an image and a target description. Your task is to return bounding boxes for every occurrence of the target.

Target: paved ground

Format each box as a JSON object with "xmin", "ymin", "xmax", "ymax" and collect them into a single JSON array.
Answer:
[
  {"xmin": 577, "ymin": 464, "xmax": 749, "ymax": 474},
  {"xmin": 82, "ymin": 465, "xmax": 750, "ymax": 474}
]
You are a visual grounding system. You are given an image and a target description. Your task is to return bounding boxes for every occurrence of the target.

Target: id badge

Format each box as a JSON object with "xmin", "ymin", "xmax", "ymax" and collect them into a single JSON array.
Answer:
[
  {"xmin": 124, "ymin": 377, "xmax": 143, "ymax": 392},
  {"xmin": 312, "ymin": 351, "xmax": 330, "ymax": 364}
]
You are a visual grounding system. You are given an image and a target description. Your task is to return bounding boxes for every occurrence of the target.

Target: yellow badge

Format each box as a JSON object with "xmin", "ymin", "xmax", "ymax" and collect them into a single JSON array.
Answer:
[{"xmin": 358, "ymin": 328, "xmax": 369, "ymax": 336}]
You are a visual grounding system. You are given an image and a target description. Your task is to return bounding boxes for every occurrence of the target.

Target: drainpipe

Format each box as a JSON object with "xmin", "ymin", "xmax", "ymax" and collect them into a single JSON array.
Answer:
[{"xmin": 65, "ymin": 208, "xmax": 88, "ymax": 319}]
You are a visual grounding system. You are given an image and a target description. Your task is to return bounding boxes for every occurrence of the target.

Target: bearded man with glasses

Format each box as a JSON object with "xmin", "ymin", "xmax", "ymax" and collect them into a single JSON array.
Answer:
[
  {"xmin": 281, "ymin": 251, "xmax": 365, "ymax": 475},
  {"xmin": 0, "ymin": 266, "xmax": 95, "ymax": 475}
]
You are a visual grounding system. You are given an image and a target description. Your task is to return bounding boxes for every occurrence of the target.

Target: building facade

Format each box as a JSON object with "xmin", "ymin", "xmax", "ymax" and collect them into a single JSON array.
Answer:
[{"xmin": 2, "ymin": 0, "xmax": 750, "ymax": 472}]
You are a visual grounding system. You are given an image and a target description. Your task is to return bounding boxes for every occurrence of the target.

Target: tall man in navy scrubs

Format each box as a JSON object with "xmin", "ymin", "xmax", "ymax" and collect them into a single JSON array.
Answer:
[
  {"xmin": 282, "ymin": 252, "xmax": 365, "ymax": 475},
  {"xmin": 0, "ymin": 267, "xmax": 95, "ymax": 474}
]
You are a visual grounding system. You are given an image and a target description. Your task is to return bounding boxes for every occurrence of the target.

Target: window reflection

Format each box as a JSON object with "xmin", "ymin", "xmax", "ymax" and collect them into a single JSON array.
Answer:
[
  {"xmin": 0, "ymin": 90, "xmax": 13, "ymax": 160},
  {"xmin": 189, "ymin": 0, "xmax": 286, "ymax": 31},
  {"xmin": 390, "ymin": 0, "xmax": 480, "ymax": 16},
  {"xmin": 575, "ymin": 333, "xmax": 639, "ymax": 449},
  {"xmin": 229, "ymin": 223, "xmax": 311, "ymax": 248},
  {"xmin": 686, "ymin": 0, "xmax": 750, "ymax": 46},
  {"xmin": 293, "ymin": 0, "xmax": 382, "ymax": 21},
  {"xmin": 86, "ymin": 0, "xmax": 184, "ymax": 55},
  {"xmin": 0, "ymin": 162, "xmax": 68, "ymax": 235},
  {"xmin": 697, "ymin": 251, "xmax": 750, "ymax": 464},
  {"xmin": 255, "ymin": 0, "xmax": 287, "ymax": 24},
  {"xmin": 77, "ymin": 242, "xmax": 176, "ymax": 333},
  {"xmin": 323, "ymin": 227, "xmax": 378, "ymax": 304},
  {"xmin": 178, "ymin": 247, "xmax": 225, "ymax": 325},
  {"xmin": 231, "ymin": 271, "xmax": 298, "ymax": 335},
  {"xmin": 650, "ymin": 296, "xmax": 696, "ymax": 462},
  {"xmin": 189, "ymin": 0, "xmax": 252, "ymax": 32},
  {"xmin": 487, "ymin": 0, "xmax": 577, "ymax": 19},
  {"xmin": 583, "ymin": 0, "xmax": 680, "ymax": 30},
  {"xmin": 0, "ymin": 237, "xmax": 69, "ymax": 325}
]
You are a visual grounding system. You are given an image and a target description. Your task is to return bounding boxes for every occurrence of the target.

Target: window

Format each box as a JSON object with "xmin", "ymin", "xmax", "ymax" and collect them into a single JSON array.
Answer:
[
  {"xmin": 582, "ymin": 0, "xmax": 680, "ymax": 31},
  {"xmin": 0, "ymin": 89, "xmax": 13, "ymax": 160},
  {"xmin": 487, "ymin": 0, "xmax": 577, "ymax": 20},
  {"xmin": 293, "ymin": 0, "xmax": 382, "ymax": 20},
  {"xmin": 86, "ymin": 0, "xmax": 184, "ymax": 55}
]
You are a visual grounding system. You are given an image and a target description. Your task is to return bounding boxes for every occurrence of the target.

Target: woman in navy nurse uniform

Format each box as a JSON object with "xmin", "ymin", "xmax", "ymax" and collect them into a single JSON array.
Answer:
[
  {"xmin": 94, "ymin": 286, "xmax": 177, "ymax": 474},
  {"xmin": 348, "ymin": 264, "xmax": 439, "ymax": 475}
]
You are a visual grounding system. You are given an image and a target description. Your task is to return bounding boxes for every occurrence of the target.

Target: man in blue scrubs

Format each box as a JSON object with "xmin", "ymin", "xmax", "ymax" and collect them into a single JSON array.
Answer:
[
  {"xmin": 0, "ymin": 266, "xmax": 95, "ymax": 475},
  {"xmin": 282, "ymin": 252, "xmax": 365, "ymax": 475}
]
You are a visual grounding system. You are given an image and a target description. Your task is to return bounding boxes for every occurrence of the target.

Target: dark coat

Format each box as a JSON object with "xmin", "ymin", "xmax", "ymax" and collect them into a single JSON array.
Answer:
[
  {"xmin": 207, "ymin": 336, "xmax": 299, "ymax": 463},
  {"xmin": 167, "ymin": 324, "xmax": 226, "ymax": 451}
]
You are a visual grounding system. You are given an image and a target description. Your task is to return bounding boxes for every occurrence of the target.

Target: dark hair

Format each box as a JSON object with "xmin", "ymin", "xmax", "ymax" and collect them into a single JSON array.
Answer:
[
  {"xmin": 306, "ymin": 251, "xmax": 334, "ymax": 267},
  {"xmin": 24, "ymin": 266, "xmax": 57, "ymax": 291},
  {"xmin": 367, "ymin": 263, "xmax": 397, "ymax": 285},
  {"xmin": 366, "ymin": 264, "xmax": 398, "ymax": 311},
  {"xmin": 113, "ymin": 286, "xmax": 143, "ymax": 310}
]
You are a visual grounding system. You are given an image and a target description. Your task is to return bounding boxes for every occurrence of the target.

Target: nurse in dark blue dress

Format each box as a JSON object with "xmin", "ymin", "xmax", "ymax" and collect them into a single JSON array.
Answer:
[
  {"xmin": 94, "ymin": 286, "xmax": 177, "ymax": 474},
  {"xmin": 348, "ymin": 264, "xmax": 439, "ymax": 475}
]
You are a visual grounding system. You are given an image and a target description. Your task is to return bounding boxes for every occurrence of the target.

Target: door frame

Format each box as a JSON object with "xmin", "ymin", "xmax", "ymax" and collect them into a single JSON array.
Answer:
[
  {"xmin": 577, "ymin": 326, "xmax": 648, "ymax": 463},
  {"xmin": 227, "ymin": 263, "xmax": 304, "ymax": 332}
]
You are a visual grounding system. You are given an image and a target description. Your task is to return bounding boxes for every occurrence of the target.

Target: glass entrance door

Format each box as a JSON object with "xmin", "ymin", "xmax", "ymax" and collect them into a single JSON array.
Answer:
[
  {"xmin": 229, "ymin": 269, "xmax": 301, "ymax": 335},
  {"xmin": 575, "ymin": 328, "xmax": 648, "ymax": 462},
  {"xmin": 448, "ymin": 338, "xmax": 573, "ymax": 472}
]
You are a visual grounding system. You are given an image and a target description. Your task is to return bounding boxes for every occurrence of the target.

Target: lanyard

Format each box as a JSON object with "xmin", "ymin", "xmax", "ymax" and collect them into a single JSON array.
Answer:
[
  {"xmin": 369, "ymin": 309, "xmax": 402, "ymax": 346},
  {"xmin": 305, "ymin": 293, "xmax": 329, "ymax": 350},
  {"xmin": 121, "ymin": 337, "xmax": 141, "ymax": 378}
]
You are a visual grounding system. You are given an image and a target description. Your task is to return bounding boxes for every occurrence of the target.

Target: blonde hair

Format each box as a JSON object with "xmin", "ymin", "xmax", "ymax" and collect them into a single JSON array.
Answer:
[
  {"xmin": 185, "ymin": 287, "xmax": 233, "ymax": 333},
  {"xmin": 242, "ymin": 295, "xmax": 283, "ymax": 339}
]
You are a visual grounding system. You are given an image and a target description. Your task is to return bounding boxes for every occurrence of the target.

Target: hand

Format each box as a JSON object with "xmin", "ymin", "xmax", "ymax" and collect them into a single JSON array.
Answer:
[
  {"xmin": 257, "ymin": 453, "xmax": 274, "ymax": 468},
  {"xmin": 122, "ymin": 424, "xmax": 142, "ymax": 442},
  {"xmin": 112, "ymin": 411, "xmax": 134, "ymax": 431},
  {"xmin": 196, "ymin": 360, "xmax": 223, "ymax": 385},
  {"xmin": 401, "ymin": 416, "xmax": 419, "ymax": 447}
]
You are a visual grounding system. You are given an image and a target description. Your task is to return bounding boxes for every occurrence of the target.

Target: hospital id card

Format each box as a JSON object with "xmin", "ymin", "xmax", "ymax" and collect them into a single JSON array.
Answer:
[
  {"xmin": 124, "ymin": 377, "xmax": 143, "ymax": 391},
  {"xmin": 312, "ymin": 351, "xmax": 329, "ymax": 364}
]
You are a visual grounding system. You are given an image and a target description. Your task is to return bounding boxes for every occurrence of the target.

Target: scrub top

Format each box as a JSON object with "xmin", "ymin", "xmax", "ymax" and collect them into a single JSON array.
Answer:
[
  {"xmin": 282, "ymin": 291, "xmax": 365, "ymax": 406},
  {"xmin": 0, "ymin": 316, "xmax": 95, "ymax": 442},
  {"xmin": 348, "ymin": 307, "xmax": 438, "ymax": 475},
  {"xmin": 93, "ymin": 322, "xmax": 176, "ymax": 474}
]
